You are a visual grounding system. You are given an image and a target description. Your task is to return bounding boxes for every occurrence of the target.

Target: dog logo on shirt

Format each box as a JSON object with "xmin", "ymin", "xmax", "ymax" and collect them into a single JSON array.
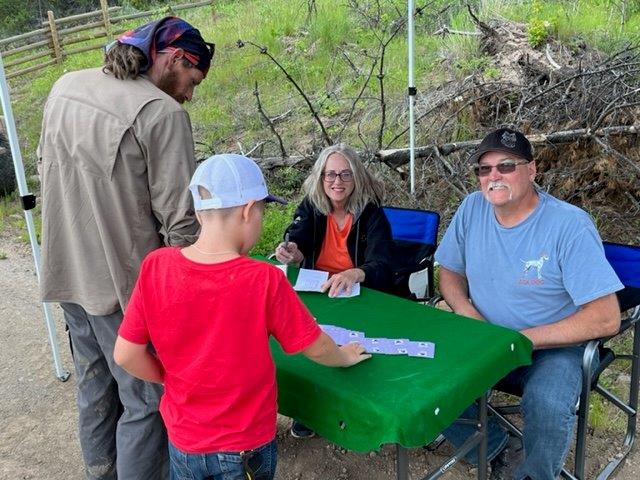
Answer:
[{"xmin": 521, "ymin": 253, "xmax": 549, "ymax": 281}]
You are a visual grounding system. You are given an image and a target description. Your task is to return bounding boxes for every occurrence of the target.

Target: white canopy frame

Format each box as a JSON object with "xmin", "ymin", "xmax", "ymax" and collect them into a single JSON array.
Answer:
[
  {"xmin": 407, "ymin": 0, "xmax": 416, "ymax": 195},
  {"xmin": 0, "ymin": 53, "xmax": 69, "ymax": 381}
]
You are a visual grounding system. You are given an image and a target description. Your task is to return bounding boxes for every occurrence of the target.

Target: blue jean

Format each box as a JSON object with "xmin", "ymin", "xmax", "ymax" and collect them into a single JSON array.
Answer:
[
  {"xmin": 168, "ymin": 439, "xmax": 277, "ymax": 480},
  {"xmin": 444, "ymin": 346, "xmax": 589, "ymax": 480}
]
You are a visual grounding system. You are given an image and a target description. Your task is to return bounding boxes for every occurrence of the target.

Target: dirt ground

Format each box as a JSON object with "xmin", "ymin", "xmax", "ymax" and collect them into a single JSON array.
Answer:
[{"xmin": 1, "ymin": 232, "xmax": 639, "ymax": 480}]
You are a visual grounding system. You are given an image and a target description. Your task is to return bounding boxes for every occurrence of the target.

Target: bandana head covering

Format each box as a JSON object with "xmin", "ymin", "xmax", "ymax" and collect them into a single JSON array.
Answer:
[{"xmin": 117, "ymin": 16, "xmax": 213, "ymax": 76}]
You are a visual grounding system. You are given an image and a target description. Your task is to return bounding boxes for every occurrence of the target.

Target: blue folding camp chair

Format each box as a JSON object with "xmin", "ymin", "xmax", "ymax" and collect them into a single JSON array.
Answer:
[
  {"xmin": 382, "ymin": 206, "xmax": 440, "ymax": 301},
  {"xmin": 489, "ymin": 241, "xmax": 640, "ymax": 480}
]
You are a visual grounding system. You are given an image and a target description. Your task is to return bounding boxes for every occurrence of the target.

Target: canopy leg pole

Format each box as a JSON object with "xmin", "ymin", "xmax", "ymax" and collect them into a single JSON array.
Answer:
[
  {"xmin": 0, "ymin": 53, "xmax": 70, "ymax": 382},
  {"xmin": 407, "ymin": 0, "xmax": 416, "ymax": 195}
]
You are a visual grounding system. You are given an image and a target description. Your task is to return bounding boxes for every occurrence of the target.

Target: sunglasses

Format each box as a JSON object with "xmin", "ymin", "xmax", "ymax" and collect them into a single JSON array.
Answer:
[
  {"xmin": 473, "ymin": 159, "xmax": 530, "ymax": 177},
  {"xmin": 205, "ymin": 41, "xmax": 216, "ymax": 60},
  {"xmin": 322, "ymin": 170, "xmax": 354, "ymax": 182}
]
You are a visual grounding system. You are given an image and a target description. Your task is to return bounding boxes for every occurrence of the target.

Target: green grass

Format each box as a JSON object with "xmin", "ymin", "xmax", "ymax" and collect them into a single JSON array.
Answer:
[
  {"xmin": 3, "ymin": 0, "xmax": 640, "ymax": 262},
  {"xmin": 487, "ymin": 0, "xmax": 640, "ymax": 50}
]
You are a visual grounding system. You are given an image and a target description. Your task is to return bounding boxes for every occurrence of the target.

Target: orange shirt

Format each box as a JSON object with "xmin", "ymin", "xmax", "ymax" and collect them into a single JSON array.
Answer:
[{"xmin": 315, "ymin": 213, "xmax": 355, "ymax": 274}]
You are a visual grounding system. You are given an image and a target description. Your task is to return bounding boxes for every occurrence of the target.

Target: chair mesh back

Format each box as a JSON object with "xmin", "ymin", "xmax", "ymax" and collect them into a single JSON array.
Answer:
[
  {"xmin": 604, "ymin": 241, "xmax": 640, "ymax": 311},
  {"xmin": 383, "ymin": 207, "xmax": 440, "ymax": 299},
  {"xmin": 382, "ymin": 207, "xmax": 439, "ymax": 247}
]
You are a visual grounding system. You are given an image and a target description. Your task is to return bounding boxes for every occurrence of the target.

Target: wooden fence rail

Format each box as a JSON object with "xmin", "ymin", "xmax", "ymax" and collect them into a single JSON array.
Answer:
[{"xmin": 0, "ymin": 0, "xmax": 214, "ymax": 80}]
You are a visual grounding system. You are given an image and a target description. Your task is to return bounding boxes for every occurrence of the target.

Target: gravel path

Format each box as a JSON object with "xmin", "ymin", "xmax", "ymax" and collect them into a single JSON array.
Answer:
[{"xmin": 1, "ymin": 233, "xmax": 638, "ymax": 480}]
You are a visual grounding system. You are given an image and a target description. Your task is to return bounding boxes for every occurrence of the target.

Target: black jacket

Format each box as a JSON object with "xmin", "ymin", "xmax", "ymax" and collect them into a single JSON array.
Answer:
[{"xmin": 285, "ymin": 197, "xmax": 393, "ymax": 293}]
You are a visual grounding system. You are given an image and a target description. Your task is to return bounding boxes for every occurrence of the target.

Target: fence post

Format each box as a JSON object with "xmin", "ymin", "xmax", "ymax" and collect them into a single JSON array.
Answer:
[
  {"xmin": 100, "ymin": 0, "xmax": 112, "ymax": 39},
  {"xmin": 211, "ymin": 0, "xmax": 215, "ymax": 19},
  {"xmin": 47, "ymin": 11, "xmax": 63, "ymax": 65}
]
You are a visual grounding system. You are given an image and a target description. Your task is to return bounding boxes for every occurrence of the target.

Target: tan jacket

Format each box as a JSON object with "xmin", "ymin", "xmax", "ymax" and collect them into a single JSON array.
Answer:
[{"xmin": 38, "ymin": 68, "xmax": 198, "ymax": 315}]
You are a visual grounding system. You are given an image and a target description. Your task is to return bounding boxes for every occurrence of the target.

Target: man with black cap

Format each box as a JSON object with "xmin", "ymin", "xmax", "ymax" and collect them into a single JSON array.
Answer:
[
  {"xmin": 434, "ymin": 128, "xmax": 623, "ymax": 479},
  {"xmin": 37, "ymin": 16, "xmax": 214, "ymax": 480}
]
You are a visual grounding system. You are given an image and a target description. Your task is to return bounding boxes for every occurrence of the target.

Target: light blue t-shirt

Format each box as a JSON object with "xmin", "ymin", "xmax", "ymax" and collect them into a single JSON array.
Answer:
[{"xmin": 435, "ymin": 190, "xmax": 623, "ymax": 331}]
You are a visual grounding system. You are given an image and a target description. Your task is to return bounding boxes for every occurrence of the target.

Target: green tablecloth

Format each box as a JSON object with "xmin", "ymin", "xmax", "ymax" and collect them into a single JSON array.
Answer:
[{"xmin": 270, "ymin": 265, "xmax": 532, "ymax": 452}]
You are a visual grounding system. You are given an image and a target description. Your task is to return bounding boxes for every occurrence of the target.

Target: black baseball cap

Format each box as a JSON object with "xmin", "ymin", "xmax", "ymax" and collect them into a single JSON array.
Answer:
[{"xmin": 468, "ymin": 128, "xmax": 534, "ymax": 164}]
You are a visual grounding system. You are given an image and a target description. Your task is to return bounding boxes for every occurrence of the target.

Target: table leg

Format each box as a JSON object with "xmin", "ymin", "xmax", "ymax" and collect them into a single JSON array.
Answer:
[
  {"xmin": 478, "ymin": 393, "xmax": 488, "ymax": 480},
  {"xmin": 396, "ymin": 444, "xmax": 409, "ymax": 480}
]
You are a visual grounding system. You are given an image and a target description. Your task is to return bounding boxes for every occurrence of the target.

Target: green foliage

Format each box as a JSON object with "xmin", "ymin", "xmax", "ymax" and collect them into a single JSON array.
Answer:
[
  {"xmin": 527, "ymin": 0, "xmax": 552, "ymax": 47},
  {"xmin": 0, "ymin": 192, "xmax": 41, "ymax": 242},
  {"xmin": 455, "ymin": 55, "xmax": 489, "ymax": 75},
  {"xmin": 483, "ymin": 67, "xmax": 501, "ymax": 79},
  {"xmin": 250, "ymin": 202, "xmax": 297, "ymax": 257}
]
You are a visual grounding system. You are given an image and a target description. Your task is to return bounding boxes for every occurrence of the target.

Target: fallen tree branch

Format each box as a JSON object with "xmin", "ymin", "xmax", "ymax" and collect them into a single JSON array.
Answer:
[
  {"xmin": 377, "ymin": 124, "xmax": 640, "ymax": 167},
  {"xmin": 433, "ymin": 26, "xmax": 480, "ymax": 36},
  {"xmin": 251, "ymin": 155, "xmax": 310, "ymax": 170},
  {"xmin": 545, "ymin": 44, "xmax": 562, "ymax": 70}
]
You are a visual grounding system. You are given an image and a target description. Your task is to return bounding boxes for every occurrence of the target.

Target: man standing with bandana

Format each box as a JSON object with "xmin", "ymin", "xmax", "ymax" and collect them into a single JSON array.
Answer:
[{"xmin": 37, "ymin": 17, "xmax": 214, "ymax": 480}]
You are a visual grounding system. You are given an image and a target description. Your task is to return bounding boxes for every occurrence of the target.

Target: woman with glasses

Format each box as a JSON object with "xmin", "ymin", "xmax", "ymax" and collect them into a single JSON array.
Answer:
[
  {"xmin": 275, "ymin": 143, "xmax": 393, "ymax": 439},
  {"xmin": 276, "ymin": 143, "xmax": 393, "ymax": 297}
]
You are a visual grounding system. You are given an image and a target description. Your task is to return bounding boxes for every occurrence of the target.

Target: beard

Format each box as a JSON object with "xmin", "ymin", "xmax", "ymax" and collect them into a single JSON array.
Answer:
[{"xmin": 155, "ymin": 68, "xmax": 183, "ymax": 103}]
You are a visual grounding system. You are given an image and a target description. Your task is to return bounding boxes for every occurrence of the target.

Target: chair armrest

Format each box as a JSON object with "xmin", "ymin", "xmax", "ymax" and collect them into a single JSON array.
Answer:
[{"xmin": 427, "ymin": 294, "xmax": 444, "ymax": 307}]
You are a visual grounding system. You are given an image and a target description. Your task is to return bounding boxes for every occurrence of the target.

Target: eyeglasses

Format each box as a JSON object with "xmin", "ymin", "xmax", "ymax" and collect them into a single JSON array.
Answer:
[
  {"xmin": 322, "ymin": 170, "xmax": 354, "ymax": 182},
  {"xmin": 473, "ymin": 159, "xmax": 530, "ymax": 177}
]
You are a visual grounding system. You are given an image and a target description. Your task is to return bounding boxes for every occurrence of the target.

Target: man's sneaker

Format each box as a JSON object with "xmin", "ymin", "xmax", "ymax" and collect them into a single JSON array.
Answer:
[
  {"xmin": 490, "ymin": 435, "xmax": 524, "ymax": 480},
  {"xmin": 290, "ymin": 420, "xmax": 315, "ymax": 439}
]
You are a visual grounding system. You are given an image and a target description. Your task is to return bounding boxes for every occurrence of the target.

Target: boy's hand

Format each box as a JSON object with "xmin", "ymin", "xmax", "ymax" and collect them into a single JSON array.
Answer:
[
  {"xmin": 275, "ymin": 241, "xmax": 303, "ymax": 265},
  {"xmin": 340, "ymin": 342, "xmax": 372, "ymax": 366},
  {"xmin": 321, "ymin": 268, "xmax": 365, "ymax": 297}
]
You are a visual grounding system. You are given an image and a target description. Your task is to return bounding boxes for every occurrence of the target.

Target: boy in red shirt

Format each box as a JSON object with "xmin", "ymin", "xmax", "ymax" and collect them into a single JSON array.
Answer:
[{"xmin": 113, "ymin": 153, "xmax": 370, "ymax": 480}]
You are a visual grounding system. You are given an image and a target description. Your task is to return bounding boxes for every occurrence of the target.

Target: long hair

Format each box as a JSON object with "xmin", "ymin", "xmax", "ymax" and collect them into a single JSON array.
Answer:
[
  {"xmin": 103, "ymin": 43, "xmax": 146, "ymax": 80},
  {"xmin": 303, "ymin": 144, "xmax": 384, "ymax": 216}
]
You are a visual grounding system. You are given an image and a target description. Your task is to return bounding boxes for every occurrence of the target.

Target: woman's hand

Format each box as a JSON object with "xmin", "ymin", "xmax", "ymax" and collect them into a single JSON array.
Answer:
[
  {"xmin": 275, "ymin": 241, "xmax": 304, "ymax": 265},
  {"xmin": 321, "ymin": 268, "xmax": 365, "ymax": 297}
]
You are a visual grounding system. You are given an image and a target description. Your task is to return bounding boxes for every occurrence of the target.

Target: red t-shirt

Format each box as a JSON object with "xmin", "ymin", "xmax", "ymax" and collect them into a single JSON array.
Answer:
[{"xmin": 119, "ymin": 248, "xmax": 321, "ymax": 453}]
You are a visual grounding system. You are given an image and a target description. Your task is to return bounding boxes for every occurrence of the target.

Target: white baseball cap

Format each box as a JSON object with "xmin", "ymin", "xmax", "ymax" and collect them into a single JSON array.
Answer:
[{"xmin": 189, "ymin": 154, "xmax": 287, "ymax": 211}]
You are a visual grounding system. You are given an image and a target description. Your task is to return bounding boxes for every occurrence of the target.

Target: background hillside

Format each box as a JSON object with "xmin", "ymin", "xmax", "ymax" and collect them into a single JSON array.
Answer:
[{"xmin": 1, "ymin": 0, "xmax": 639, "ymax": 253}]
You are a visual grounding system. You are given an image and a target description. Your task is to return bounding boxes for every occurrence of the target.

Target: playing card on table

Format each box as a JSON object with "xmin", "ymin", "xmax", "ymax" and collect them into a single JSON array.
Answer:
[
  {"xmin": 361, "ymin": 337, "xmax": 406, "ymax": 355},
  {"xmin": 320, "ymin": 325, "xmax": 364, "ymax": 346},
  {"xmin": 406, "ymin": 341, "xmax": 436, "ymax": 358}
]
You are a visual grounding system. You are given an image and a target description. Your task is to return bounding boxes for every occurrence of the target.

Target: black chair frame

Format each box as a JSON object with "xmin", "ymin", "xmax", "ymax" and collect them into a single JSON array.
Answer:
[{"xmin": 490, "ymin": 300, "xmax": 639, "ymax": 480}]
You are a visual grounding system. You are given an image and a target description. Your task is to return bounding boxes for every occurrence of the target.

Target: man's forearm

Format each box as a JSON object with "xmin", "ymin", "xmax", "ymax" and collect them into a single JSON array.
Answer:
[
  {"xmin": 521, "ymin": 293, "xmax": 621, "ymax": 349},
  {"xmin": 439, "ymin": 267, "xmax": 485, "ymax": 320}
]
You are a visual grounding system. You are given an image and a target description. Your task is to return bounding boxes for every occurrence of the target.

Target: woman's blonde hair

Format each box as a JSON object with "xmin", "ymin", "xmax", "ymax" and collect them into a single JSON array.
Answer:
[
  {"xmin": 103, "ymin": 43, "xmax": 146, "ymax": 80},
  {"xmin": 303, "ymin": 144, "xmax": 384, "ymax": 215}
]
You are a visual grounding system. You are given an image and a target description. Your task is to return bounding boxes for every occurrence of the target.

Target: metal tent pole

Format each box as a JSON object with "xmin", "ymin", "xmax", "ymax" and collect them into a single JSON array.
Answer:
[
  {"xmin": 407, "ymin": 0, "xmax": 416, "ymax": 195},
  {"xmin": 0, "ymin": 53, "xmax": 69, "ymax": 381}
]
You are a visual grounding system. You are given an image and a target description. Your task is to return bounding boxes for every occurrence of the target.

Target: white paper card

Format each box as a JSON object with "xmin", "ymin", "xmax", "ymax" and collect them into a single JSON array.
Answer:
[{"xmin": 293, "ymin": 268, "xmax": 329, "ymax": 292}]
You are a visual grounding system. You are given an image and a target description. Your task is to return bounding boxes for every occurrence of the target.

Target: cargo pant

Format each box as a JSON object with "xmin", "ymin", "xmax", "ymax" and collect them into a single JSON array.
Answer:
[{"xmin": 61, "ymin": 302, "xmax": 168, "ymax": 480}]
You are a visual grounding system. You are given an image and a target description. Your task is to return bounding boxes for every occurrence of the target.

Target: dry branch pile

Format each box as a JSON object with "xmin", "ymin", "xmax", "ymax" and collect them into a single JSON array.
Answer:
[{"xmin": 379, "ymin": 17, "xmax": 640, "ymax": 243}]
